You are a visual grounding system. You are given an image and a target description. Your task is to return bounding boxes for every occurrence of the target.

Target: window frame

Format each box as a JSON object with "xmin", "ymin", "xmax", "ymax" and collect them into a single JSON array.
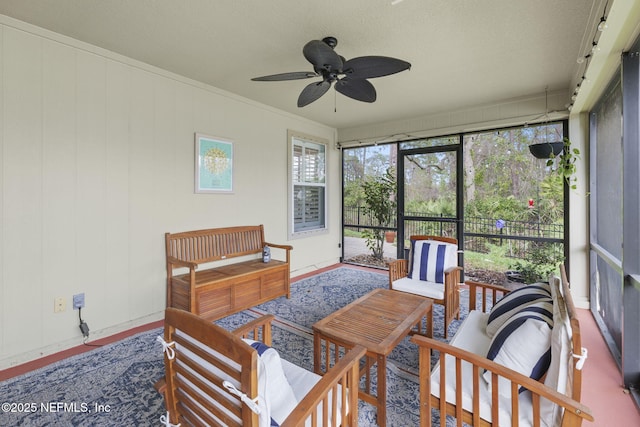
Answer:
[{"xmin": 288, "ymin": 130, "xmax": 329, "ymax": 239}]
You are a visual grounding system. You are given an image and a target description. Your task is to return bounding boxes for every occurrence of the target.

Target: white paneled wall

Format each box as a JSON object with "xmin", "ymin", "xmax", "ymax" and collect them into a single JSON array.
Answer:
[{"xmin": 0, "ymin": 20, "xmax": 338, "ymax": 368}]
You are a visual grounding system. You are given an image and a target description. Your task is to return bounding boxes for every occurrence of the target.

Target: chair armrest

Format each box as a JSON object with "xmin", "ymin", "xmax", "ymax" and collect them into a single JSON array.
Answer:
[
  {"xmin": 444, "ymin": 265, "xmax": 462, "ymax": 274},
  {"xmin": 443, "ymin": 266, "xmax": 462, "ymax": 294},
  {"xmin": 388, "ymin": 259, "xmax": 408, "ymax": 287},
  {"xmin": 166, "ymin": 256, "xmax": 198, "ymax": 270},
  {"xmin": 410, "ymin": 335, "xmax": 594, "ymax": 424},
  {"xmin": 280, "ymin": 345, "xmax": 367, "ymax": 427},
  {"xmin": 154, "ymin": 378, "xmax": 167, "ymax": 401},
  {"xmin": 466, "ymin": 280, "xmax": 511, "ymax": 313},
  {"xmin": 232, "ymin": 314, "xmax": 275, "ymax": 346}
]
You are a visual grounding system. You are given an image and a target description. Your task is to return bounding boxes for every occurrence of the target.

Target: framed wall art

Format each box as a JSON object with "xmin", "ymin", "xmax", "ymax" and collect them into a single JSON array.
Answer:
[{"xmin": 195, "ymin": 133, "xmax": 234, "ymax": 193}]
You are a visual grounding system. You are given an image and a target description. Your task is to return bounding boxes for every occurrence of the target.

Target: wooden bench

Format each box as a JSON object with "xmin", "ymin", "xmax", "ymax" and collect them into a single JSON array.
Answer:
[
  {"xmin": 411, "ymin": 265, "xmax": 594, "ymax": 426},
  {"xmin": 165, "ymin": 225, "xmax": 292, "ymax": 321}
]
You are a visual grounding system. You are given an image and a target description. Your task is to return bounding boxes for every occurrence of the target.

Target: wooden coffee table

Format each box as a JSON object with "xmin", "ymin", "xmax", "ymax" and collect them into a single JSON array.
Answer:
[{"xmin": 312, "ymin": 288, "xmax": 433, "ymax": 427}]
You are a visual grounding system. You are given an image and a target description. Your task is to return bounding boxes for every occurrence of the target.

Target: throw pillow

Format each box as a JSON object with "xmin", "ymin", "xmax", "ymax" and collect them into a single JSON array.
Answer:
[
  {"xmin": 408, "ymin": 239, "xmax": 457, "ymax": 284},
  {"xmin": 483, "ymin": 300, "xmax": 554, "ymax": 397},
  {"xmin": 485, "ymin": 283, "xmax": 552, "ymax": 337}
]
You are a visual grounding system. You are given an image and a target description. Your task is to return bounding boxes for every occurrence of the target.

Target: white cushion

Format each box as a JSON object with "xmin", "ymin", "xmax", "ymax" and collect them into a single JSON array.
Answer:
[
  {"xmin": 281, "ymin": 359, "xmax": 344, "ymax": 427},
  {"xmin": 408, "ymin": 240, "xmax": 457, "ymax": 284},
  {"xmin": 486, "ymin": 282, "xmax": 552, "ymax": 337},
  {"xmin": 391, "ymin": 277, "xmax": 445, "ymax": 299},
  {"xmin": 542, "ymin": 276, "xmax": 573, "ymax": 426},
  {"xmin": 431, "ymin": 312, "xmax": 537, "ymax": 426},
  {"xmin": 483, "ymin": 300, "xmax": 554, "ymax": 397},
  {"xmin": 447, "ymin": 310, "xmax": 492, "ymax": 352},
  {"xmin": 281, "ymin": 358, "xmax": 322, "ymax": 401},
  {"xmin": 243, "ymin": 339, "xmax": 299, "ymax": 425}
]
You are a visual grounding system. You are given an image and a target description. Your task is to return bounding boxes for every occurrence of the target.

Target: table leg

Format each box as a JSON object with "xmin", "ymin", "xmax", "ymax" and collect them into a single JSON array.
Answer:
[
  {"xmin": 376, "ymin": 353, "xmax": 387, "ymax": 427},
  {"xmin": 427, "ymin": 306, "xmax": 433, "ymax": 338},
  {"xmin": 313, "ymin": 332, "xmax": 321, "ymax": 374}
]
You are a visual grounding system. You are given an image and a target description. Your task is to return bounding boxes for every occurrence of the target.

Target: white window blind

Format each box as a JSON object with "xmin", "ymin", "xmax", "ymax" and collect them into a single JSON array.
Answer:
[{"xmin": 289, "ymin": 131, "xmax": 328, "ymax": 237}]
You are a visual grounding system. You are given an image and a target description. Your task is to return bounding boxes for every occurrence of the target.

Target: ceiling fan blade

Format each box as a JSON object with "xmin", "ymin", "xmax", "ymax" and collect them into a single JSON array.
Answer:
[
  {"xmin": 335, "ymin": 78, "xmax": 376, "ymax": 103},
  {"xmin": 342, "ymin": 56, "xmax": 411, "ymax": 79},
  {"xmin": 298, "ymin": 80, "xmax": 331, "ymax": 107},
  {"xmin": 251, "ymin": 71, "xmax": 317, "ymax": 81},
  {"xmin": 303, "ymin": 40, "xmax": 343, "ymax": 72}
]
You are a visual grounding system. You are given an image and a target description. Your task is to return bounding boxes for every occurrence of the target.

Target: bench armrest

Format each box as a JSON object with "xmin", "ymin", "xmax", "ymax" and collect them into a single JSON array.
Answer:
[
  {"xmin": 280, "ymin": 345, "xmax": 367, "ymax": 427},
  {"xmin": 166, "ymin": 256, "xmax": 198, "ymax": 270},
  {"xmin": 411, "ymin": 335, "xmax": 594, "ymax": 425},
  {"xmin": 466, "ymin": 280, "xmax": 510, "ymax": 313},
  {"xmin": 264, "ymin": 242, "xmax": 293, "ymax": 264},
  {"xmin": 388, "ymin": 259, "xmax": 408, "ymax": 286},
  {"xmin": 232, "ymin": 314, "xmax": 275, "ymax": 346},
  {"xmin": 264, "ymin": 242, "xmax": 293, "ymax": 251}
]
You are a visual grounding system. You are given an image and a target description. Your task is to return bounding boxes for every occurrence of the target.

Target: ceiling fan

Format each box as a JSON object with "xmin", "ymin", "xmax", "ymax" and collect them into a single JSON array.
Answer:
[{"xmin": 251, "ymin": 36, "xmax": 411, "ymax": 107}]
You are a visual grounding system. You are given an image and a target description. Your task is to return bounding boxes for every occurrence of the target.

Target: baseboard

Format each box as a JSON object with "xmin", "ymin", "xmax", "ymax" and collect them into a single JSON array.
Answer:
[{"xmin": 0, "ymin": 312, "xmax": 164, "ymax": 380}]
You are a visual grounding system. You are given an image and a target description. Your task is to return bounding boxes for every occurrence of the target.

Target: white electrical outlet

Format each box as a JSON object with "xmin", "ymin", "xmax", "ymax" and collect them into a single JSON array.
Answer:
[
  {"xmin": 54, "ymin": 297, "xmax": 65, "ymax": 313},
  {"xmin": 73, "ymin": 293, "xmax": 85, "ymax": 309}
]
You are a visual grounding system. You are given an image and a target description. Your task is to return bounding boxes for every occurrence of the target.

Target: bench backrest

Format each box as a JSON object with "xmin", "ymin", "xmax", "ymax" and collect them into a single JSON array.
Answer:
[{"xmin": 165, "ymin": 225, "xmax": 265, "ymax": 264}]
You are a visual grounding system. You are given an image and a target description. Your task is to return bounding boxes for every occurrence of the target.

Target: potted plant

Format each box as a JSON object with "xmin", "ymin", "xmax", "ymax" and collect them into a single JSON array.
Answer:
[
  {"xmin": 547, "ymin": 137, "xmax": 580, "ymax": 190},
  {"xmin": 529, "ymin": 141, "xmax": 564, "ymax": 159}
]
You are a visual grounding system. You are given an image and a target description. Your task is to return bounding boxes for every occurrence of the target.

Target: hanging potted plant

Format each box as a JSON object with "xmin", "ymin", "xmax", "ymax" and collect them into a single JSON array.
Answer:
[
  {"xmin": 529, "ymin": 140, "xmax": 565, "ymax": 159},
  {"xmin": 547, "ymin": 137, "xmax": 580, "ymax": 190},
  {"xmin": 528, "ymin": 88, "xmax": 565, "ymax": 160}
]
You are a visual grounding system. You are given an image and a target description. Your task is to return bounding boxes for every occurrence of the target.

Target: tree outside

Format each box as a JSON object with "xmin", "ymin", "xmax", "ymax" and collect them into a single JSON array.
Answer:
[{"xmin": 342, "ymin": 122, "xmax": 566, "ymax": 283}]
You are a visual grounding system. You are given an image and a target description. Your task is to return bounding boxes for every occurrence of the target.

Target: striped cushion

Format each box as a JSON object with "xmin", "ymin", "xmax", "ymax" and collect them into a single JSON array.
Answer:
[
  {"xmin": 408, "ymin": 240, "xmax": 457, "ymax": 284},
  {"xmin": 483, "ymin": 300, "xmax": 554, "ymax": 396},
  {"xmin": 486, "ymin": 283, "xmax": 552, "ymax": 337}
]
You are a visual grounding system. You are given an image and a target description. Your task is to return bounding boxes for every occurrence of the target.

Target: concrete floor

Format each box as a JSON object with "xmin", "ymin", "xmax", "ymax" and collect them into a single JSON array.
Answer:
[{"xmin": 343, "ymin": 236, "xmax": 400, "ymax": 261}]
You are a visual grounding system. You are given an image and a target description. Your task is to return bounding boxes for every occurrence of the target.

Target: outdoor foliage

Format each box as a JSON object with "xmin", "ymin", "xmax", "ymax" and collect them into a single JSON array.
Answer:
[
  {"xmin": 342, "ymin": 122, "xmax": 567, "ymax": 278},
  {"xmin": 362, "ymin": 168, "xmax": 396, "ymax": 259},
  {"xmin": 547, "ymin": 137, "xmax": 580, "ymax": 190},
  {"xmin": 508, "ymin": 243, "xmax": 564, "ymax": 283}
]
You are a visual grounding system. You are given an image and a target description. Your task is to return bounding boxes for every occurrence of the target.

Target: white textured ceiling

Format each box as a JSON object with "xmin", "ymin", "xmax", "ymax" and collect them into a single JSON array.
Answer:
[{"xmin": 0, "ymin": 0, "xmax": 605, "ymax": 129}]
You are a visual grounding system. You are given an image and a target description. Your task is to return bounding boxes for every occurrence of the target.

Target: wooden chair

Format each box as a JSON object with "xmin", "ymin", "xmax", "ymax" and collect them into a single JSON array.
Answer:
[
  {"xmin": 388, "ymin": 235, "xmax": 461, "ymax": 338},
  {"xmin": 155, "ymin": 308, "xmax": 365, "ymax": 427}
]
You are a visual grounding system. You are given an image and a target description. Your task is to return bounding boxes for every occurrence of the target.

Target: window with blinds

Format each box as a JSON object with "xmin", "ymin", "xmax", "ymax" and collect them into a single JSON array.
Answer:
[{"xmin": 288, "ymin": 131, "xmax": 328, "ymax": 237}]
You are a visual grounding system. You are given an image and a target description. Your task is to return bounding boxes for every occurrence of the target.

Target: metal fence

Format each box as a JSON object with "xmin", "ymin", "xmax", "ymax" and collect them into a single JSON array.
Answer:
[{"xmin": 344, "ymin": 206, "xmax": 563, "ymax": 259}]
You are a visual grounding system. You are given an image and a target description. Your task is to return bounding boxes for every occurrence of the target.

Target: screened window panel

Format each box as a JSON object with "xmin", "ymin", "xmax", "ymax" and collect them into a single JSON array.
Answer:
[
  {"xmin": 594, "ymin": 76, "xmax": 623, "ymax": 259},
  {"xmin": 594, "ymin": 257, "xmax": 623, "ymax": 350}
]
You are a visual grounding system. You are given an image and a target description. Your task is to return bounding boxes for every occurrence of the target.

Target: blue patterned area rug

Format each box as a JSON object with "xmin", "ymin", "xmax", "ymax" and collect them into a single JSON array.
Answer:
[{"xmin": 0, "ymin": 266, "xmax": 469, "ymax": 426}]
